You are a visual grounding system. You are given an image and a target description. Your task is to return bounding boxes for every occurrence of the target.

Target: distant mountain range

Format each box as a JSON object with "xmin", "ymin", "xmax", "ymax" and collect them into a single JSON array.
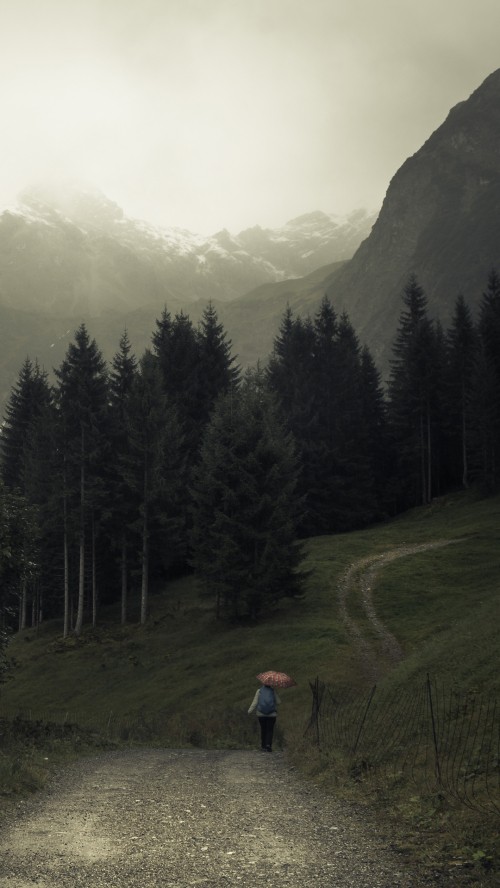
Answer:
[
  {"xmin": 0, "ymin": 189, "xmax": 375, "ymax": 403},
  {"xmin": 1, "ymin": 68, "xmax": 500, "ymax": 406},
  {"xmin": 0, "ymin": 185, "xmax": 374, "ymax": 314},
  {"xmin": 222, "ymin": 68, "xmax": 500, "ymax": 380}
]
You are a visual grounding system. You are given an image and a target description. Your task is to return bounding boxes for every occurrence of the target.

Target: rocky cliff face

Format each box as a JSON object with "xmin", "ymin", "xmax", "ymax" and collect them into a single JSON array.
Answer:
[{"xmin": 325, "ymin": 68, "xmax": 500, "ymax": 376}]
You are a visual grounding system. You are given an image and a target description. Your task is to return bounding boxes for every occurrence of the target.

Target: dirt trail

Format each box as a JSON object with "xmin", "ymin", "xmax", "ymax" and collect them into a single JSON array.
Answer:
[
  {"xmin": 0, "ymin": 747, "xmax": 445, "ymax": 887},
  {"xmin": 337, "ymin": 540, "xmax": 457, "ymax": 683}
]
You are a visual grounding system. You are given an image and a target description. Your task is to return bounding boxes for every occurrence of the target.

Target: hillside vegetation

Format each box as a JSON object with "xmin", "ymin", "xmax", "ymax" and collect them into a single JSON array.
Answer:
[
  {"xmin": 1, "ymin": 489, "xmax": 499, "ymax": 878},
  {"xmin": 2, "ymin": 489, "xmax": 498, "ymax": 730}
]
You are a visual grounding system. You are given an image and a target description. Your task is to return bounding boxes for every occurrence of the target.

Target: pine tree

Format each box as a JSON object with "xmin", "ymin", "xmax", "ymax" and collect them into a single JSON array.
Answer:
[
  {"xmin": 471, "ymin": 269, "xmax": 500, "ymax": 487},
  {"xmin": 0, "ymin": 481, "xmax": 40, "ymax": 635},
  {"xmin": 267, "ymin": 308, "xmax": 316, "ymax": 444},
  {"xmin": 151, "ymin": 306, "xmax": 173, "ymax": 378},
  {"xmin": 360, "ymin": 346, "xmax": 394, "ymax": 516},
  {"xmin": 333, "ymin": 313, "xmax": 379, "ymax": 526},
  {"xmin": 197, "ymin": 302, "xmax": 240, "ymax": 426},
  {"xmin": 1, "ymin": 359, "xmax": 51, "ymax": 490},
  {"xmin": 108, "ymin": 330, "xmax": 138, "ymax": 624},
  {"xmin": 479, "ymin": 268, "xmax": 500, "ymax": 380},
  {"xmin": 21, "ymin": 398, "xmax": 65, "ymax": 629},
  {"xmin": 54, "ymin": 325, "xmax": 110, "ymax": 635},
  {"xmin": 388, "ymin": 275, "xmax": 441, "ymax": 507},
  {"xmin": 307, "ymin": 299, "xmax": 364, "ymax": 531},
  {"xmin": 152, "ymin": 309, "xmax": 202, "ymax": 460},
  {"xmin": 443, "ymin": 296, "xmax": 477, "ymax": 489},
  {"xmin": 0, "ymin": 360, "xmax": 54, "ymax": 628},
  {"xmin": 122, "ymin": 351, "xmax": 185, "ymax": 624},
  {"xmin": 268, "ymin": 298, "xmax": 381, "ymax": 533},
  {"xmin": 190, "ymin": 370, "xmax": 304, "ymax": 620}
]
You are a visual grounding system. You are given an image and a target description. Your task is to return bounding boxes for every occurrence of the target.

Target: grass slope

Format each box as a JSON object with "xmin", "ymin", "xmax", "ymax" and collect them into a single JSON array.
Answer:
[
  {"xmin": 1, "ymin": 489, "xmax": 499, "ymax": 878},
  {"xmin": 2, "ymin": 489, "xmax": 498, "ymax": 728}
]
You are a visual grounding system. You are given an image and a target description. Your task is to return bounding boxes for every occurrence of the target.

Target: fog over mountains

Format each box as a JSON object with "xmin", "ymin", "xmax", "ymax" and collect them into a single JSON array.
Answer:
[
  {"xmin": 1, "ymin": 67, "xmax": 499, "ymax": 403},
  {"xmin": 0, "ymin": 185, "xmax": 375, "ymax": 314},
  {"xmin": 0, "ymin": 188, "xmax": 375, "ymax": 402}
]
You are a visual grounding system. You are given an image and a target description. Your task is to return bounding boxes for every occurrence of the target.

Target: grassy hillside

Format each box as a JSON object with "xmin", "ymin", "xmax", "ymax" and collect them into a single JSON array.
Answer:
[
  {"xmin": 2, "ymin": 488, "xmax": 498, "ymax": 729},
  {"xmin": 1, "ymin": 489, "xmax": 499, "ymax": 878}
]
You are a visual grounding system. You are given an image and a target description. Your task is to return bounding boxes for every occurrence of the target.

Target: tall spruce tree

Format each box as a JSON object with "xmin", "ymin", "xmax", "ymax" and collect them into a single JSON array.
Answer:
[
  {"xmin": 108, "ymin": 331, "xmax": 138, "ymax": 624},
  {"xmin": 190, "ymin": 370, "xmax": 304, "ymax": 620},
  {"xmin": 1, "ymin": 359, "xmax": 52, "ymax": 490},
  {"xmin": 197, "ymin": 302, "xmax": 240, "ymax": 426},
  {"xmin": 55, "ymin": 325, "xmax": 109, "ymax": 635},
  {"xmin": 443, "ymin": 296, "xmax": 477, "ymax": 489},
  {"xmin": 267, "ymin": 308, "xmax": 316, "ymax": 449},
  {"xmin": 268, "ymin": 299, "xmax": 381, "ymax": 533},
  {"xmin": 21, "ymin": 398, "xmax": 65, "ymax": 629},
  {"xmin": 1, "ymin": 360, "xmax": 54, "ymax": 628},
  {"xmin": 152, "ymin": 309, "xmax": 201, "ymax": 460},
  {"xmin": 333, "ymin": 313, "xmax": 379, "ymax": 526},
  {"xmin": 0, "ymin": 481, "xmax": 39, "ymax": 636},
  {"xmin": 122, "ymin": 351, "xmax": 185, "ymax": 624},
  {"xmin": 360, "ymin": 346, "xmax": 394, "ymax": 516},
  {"xmin": 388, "ymin": 275, "xmax": 441, "ymax": 507},
  {"xmin": 471, "ymin": 269, "xmax": 500, "ymax": 487}
]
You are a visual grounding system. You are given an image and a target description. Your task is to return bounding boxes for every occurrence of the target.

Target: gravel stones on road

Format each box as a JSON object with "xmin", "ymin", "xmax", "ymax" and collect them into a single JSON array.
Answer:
[{"xmin": 0, "ymin": 747, "xmax": 440, "ymax": 887}]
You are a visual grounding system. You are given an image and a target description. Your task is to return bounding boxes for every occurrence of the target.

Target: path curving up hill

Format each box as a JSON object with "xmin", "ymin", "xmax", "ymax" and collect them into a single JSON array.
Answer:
[{"xmin": 337, "ymin": 541, "xmax": 458, "ymax": 683}]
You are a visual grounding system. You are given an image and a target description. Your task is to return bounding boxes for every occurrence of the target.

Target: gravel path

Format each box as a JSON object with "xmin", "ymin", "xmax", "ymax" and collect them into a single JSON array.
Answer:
[{"xmin": 0, "ymin": 747, "xmax": 441, "ymax": 887}]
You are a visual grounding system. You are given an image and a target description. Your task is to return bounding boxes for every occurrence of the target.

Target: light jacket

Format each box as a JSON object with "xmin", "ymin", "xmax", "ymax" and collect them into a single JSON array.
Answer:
[{"xmin": 248, "ymin": 687, "xmax": 281, "ymax": 717}]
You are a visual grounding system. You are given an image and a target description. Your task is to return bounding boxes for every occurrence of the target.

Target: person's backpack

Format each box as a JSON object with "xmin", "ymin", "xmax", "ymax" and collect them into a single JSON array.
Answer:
[{"xmin": 258, "ymin": 685, "xmax": 276, "ymax": 715}]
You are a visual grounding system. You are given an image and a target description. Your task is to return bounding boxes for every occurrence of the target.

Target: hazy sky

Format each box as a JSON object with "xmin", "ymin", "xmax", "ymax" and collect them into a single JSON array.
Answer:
[{"xmin": 1, "ymin": 0, "xmax": 499, "ymax": 234}]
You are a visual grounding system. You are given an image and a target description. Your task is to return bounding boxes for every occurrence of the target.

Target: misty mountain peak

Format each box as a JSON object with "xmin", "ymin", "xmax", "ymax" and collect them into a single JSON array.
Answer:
[
  {"xmin": 0, "ymin": 186, "xmax": 376, "ymax": 320},
  {"xmin": 285, "ymin": 210, "xmax": 332, "ymax": 227},
  {"xmin": 19, "ymin": 182, "xmax": 124, "ymax": 232}
]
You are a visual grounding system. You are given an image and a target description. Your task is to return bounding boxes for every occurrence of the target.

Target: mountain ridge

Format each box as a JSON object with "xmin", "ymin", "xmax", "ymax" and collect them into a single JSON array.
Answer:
[
  {"xmin": 1, "ymin": 69, "xmax": 500, "ymax": 402},
  {"xmin": 321, "ymin": 67, "xmax": 500, "ymax": 374},
  {"xmin": 0, "ymin": 184, "xmax": 376, "ymax": 317},
  {"xmin": 0, "ymin": 187, "xmax": 374, "ymax": 403}
]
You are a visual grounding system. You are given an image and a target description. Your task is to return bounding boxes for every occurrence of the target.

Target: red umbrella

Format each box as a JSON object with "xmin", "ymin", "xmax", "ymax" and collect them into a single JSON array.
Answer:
[{"xmin": 256, "ymin": 670, "xmax": 297, "ymax": 688}]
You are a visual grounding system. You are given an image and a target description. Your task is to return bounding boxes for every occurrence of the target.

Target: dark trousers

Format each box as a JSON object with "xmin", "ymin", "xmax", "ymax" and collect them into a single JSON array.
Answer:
[{"xmin": 258, "ymin": 716, "xmax": 276, "ymax": 751}]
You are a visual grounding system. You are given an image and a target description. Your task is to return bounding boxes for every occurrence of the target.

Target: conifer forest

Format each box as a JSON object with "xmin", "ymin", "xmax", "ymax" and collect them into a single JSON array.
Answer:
[{"xmin": 1, "ymin": 270, "xmax": 499, "ymax": 644}]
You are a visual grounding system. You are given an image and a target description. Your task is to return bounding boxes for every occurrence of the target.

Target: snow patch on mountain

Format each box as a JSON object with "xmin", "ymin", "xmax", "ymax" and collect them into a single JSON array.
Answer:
[{"xmin": 0, "ymin": 184, "xmax": 378, "ymax": 315}]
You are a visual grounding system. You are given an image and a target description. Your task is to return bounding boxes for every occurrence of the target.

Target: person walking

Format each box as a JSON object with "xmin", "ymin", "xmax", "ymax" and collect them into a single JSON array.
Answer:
[{"xmin": 248, "ymin": 683, "xmax": 280, "ymax": 752}]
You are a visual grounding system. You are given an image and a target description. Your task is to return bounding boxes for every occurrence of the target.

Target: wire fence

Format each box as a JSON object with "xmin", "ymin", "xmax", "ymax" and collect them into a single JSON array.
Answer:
[{"xmin": 307, "ymin": 675, "xmax": 500, "ymax": 814}]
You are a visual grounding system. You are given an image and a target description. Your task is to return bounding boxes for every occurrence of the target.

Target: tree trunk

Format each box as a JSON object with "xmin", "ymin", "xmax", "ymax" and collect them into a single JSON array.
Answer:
[
  {"xmin": 75, "ymin": 428, "xmax": 85, "ymax": 637},
  {"xmin": 140, "ymin": 503, "xmax": 149, "ymax": 625},
  {"xmin": 426, "ymin": 403, "xmax": 432, "ymax": 504},
  {"xmin": 419, "ymin": 412, "xmax": 427, "ymax": 505},
  {"xmin": 140, "ymin": 456, "xmax": 149, "ymax": 625},
  {"xmin": 461, "ymin": 383, "xmax": 469, "ymax": 489},
  {"xmin": 92, "ymin": 512, "xmax": 97, "ymax": 628},
  {"xmin": 19, "ymin": 577, "xmax": 27, "ymax": 631},
  {"xmin": 33, "ymin": 579, "xmax": 42, "ymax": 631},
  {"xmin": 62, "ymin": 455, "xmax": 71, "ymax": 638},
  {"xmin": 63, "ymin": 499, "xmax": 70, "ymax": 638},
  {"xmin": 121, "ymin": 531, "xmax": 127, "ymax": 625}
]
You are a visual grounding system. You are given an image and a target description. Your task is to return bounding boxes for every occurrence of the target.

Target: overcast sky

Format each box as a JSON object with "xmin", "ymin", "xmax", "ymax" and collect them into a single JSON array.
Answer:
[{"xmin": 0, "ymin": 0, "xmax": 499, "ymax": 234}]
